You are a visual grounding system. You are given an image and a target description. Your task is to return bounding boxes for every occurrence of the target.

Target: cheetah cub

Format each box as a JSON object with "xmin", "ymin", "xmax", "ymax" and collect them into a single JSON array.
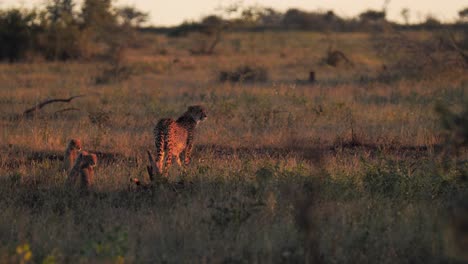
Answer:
[
  {"xmin": 67, "ymin": 151, "xmax": 98, "ymax": 189},
  {"xmin": 153, "ymin": 105, "xmax": 207, "ymax": 176},
  {"xmin": 64, "ymin": 139, "xmax": 82, "ymax": 172}
]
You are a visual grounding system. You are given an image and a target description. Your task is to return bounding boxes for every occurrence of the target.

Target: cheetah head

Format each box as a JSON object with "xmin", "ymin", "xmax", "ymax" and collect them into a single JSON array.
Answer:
[
  {"xmin": 68, "ymin": 139, "xmax": 82, "ymax": 151},
  {"xmin": 77, "ymin": 151, "xmax": 97, "ymax": 167},
  {"xmin": 187, "ymin": 105, "xmax": 207, "ymax": 122},
  {"xmin": 84, "ymin": 153, "xmax": 98, "ymax": 167}
]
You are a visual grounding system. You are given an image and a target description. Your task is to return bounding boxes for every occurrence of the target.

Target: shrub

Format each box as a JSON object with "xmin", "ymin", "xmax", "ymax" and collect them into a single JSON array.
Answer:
[
  {"xmin": 34, "ymin": 0, "xmax": 81, "ymax": 60},
  {"xmin": 373, "ymin": 31, "xmax": 468, "ymax": 81},
  {"xmin": 0, "ymin": 0, "xmax": 148, "ymax": 62},
  {"xmin": 0, "ymin": 9, "xmax": 38, "ymax": 62},
  {"xmin": 95, "ymin": 64, "xmax": 134, "ymax": 85},
  {"xmin": 219, "ymin": 65, "xmax": 268, "ymax": 83},
  {"xmin": 323, "ymin": 49, "xmax": 354, "ymax": 67},
  {"xmin": 435, "ymin": 102, "xmax": 468, "ymax": 155},
  {"xmin": 362, "ymin": 160, "xmax": 401, "ymax": 198}
]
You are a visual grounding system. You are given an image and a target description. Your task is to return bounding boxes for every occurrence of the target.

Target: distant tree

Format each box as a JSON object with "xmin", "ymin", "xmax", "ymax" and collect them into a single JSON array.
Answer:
[
  {"xmin": 114, "ymin": 5, "xmax": 149, "ymax": 51},
  {"xmin": 80, "ymin": 0, "xmax": 116, "ymax": 33},
  {"xmin": 258, "ymin": 8, "xmax": 282, "ymax": 26},
  {"xmin": 359, "ymin": 10, "xmax": 386, "ymax": 22},
  {"xmin": 457, "ymin": 8, "xmax": 468, "ymax": 49},
  {"xmin": 189, "ymin": 15, "xmax": 227, "ymax": 55},
  {"xmin": 168, "ymin": 22, "xmax": 204, "ymax": 37},
  {"xmin": 46, "ymin": 0, "xmax": 74, "ymax": 23},
  {"xmin": 459, "ymin": 7, "xmax": 468, "ymax": 22},
  {"xmin": 282, "ymin": 8, "xmax": 346, "ymax": 31},
  {"xmin": 201, "ymin": 15, "xmax": 224, "ymax": 27},
  {"xmin": 0, "ymin": 9, "xmax": 38, "ymax": 62},
  {"xmin": 400, "ymin": 8, "xmax": 410, "ymax": 25},
  {"xmin": 41, "ymin": 0, "xmax": 81, "ymax": 60},
  {"xmin": 80, "ymin": 0, "xmax": 121, "ymax": 60},
  {"xmin": 195, "ymin": 15, "xmax": 225, "ymax": 36},
  {"xmin": 240, "ymin": 6, "xmax": 260, "ymax": 25},
  {"xmin": 324, "ymin": 10, "xmax": 337, "ymax": 22},
  {"xmin": 234, "ymin": 6, "xmax": 282, "ymax": 27},
  {"xmin": 283, "ymin": 9, "xmax": 310, "ymax": 29},
  {"xmin": 424, "ymin": 15, "xmax": 441, "ymax": 27},
  {"xmin": 116, "ymin": 6, "xmax": 149, "ymax": 27}
]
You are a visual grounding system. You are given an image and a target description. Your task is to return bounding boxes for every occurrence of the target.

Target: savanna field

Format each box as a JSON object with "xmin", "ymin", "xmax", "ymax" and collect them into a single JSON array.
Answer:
[{"xmin": 1, "ymin": 31, "xmax": 467, "ymax": 263}]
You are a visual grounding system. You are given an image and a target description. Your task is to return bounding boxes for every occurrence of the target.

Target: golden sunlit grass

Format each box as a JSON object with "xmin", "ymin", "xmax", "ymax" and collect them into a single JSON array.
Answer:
[{"xmin": 0, "ymin": 31, "xmax": 467, "ymax": 263}]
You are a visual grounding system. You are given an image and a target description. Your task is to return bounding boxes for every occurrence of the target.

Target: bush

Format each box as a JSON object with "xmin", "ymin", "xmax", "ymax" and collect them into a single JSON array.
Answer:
[
  {"xmin": 436, "ymin": 102, "xmax": 468, "ymax": 154},
  {"xmin": 219, "ymin": 65, "xmax": 268, "ymax": 83},
  {"xmin": 360, "ymin": 157, "xmax": 462, "ymax": 200},
  {"xmin": 0, "ymin": 0, "xmax": 147, "ymax": 62},
  {"xmin": 0, "ymin": 9, "xmax": 38, "ymax": 62},
  {"xmin": 373, "ymin": 31, "xmax": 467, "ymax": 81},
  {"xmin": 38, "ymin": 21, "xmax": 83, "ymax": 60},
  {"xmin": 362, "ymin": 160, "xmax": 402, "ymax": 198},
  {"xmin": 95, "ymin": 65, "xmax": 134, "ymax": 85}
]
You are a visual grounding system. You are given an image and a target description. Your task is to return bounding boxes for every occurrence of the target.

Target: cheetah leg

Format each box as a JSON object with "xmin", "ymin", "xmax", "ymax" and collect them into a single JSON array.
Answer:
[
  {"xmin": 66, "ymin": 170, "xmax": 78, "ymax": 186},
  {"xmin": 80, "ymin": 167, "xmax": 94, "ymax": 190},
  {"xmin": 177, "ymin": 154, "xmax": 188, "ymax": 181},
  {"xmin": 156, "ymin": 150, "xmax": 164, "ymax": 176},
  {"xmin": 66, "ymin": 161, "xmax": 81, "ymax": 186},
  {"xmin": 176, "ymin": 155, "xmax": 183, "ymax": 167},
  {"xmin": 184, "ymin": 137, "xmax": 193, "ymax": 166},
  {"xmin": 164, "ymin": 136, "xmax": 174, "ymax": 176}
]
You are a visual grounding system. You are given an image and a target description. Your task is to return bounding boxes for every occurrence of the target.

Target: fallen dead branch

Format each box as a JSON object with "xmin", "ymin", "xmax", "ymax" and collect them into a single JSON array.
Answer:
[{"xmin": 23, "ymin": 95, "xmax": 85, "ymax": 117}]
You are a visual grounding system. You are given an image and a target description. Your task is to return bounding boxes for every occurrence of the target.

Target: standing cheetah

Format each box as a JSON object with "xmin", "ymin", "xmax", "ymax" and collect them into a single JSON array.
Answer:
[
  {"xmin": 153, "ymin": 105, "xmax": 207, "ymax": 176},
  {"xmin": 64, "ymin": 139, "xmax": 82, "ymax": 172}
]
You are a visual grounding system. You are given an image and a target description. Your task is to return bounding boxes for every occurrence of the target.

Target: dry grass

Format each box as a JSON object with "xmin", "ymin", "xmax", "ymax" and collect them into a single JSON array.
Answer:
[{"xmin": 0, "ymin": 31, "xmax": 467, "ymax": 263}]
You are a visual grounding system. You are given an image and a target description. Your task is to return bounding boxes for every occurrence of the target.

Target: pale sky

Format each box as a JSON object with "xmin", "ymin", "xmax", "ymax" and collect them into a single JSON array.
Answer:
[{"xmin": 2, "ymin": 0, "xmax": 467, "ymax": 26}]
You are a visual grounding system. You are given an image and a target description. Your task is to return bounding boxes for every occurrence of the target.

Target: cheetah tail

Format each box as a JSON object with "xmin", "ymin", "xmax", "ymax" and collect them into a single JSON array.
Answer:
[{"xmin": 154, "ymin": 120, "xmax": 167, "ymax": 175}]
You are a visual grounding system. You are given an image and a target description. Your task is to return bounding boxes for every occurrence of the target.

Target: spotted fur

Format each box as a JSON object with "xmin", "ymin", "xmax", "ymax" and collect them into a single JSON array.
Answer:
[{"xmin": 153, "ymin": 105, "xmax": 207, "ymax": 176}]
